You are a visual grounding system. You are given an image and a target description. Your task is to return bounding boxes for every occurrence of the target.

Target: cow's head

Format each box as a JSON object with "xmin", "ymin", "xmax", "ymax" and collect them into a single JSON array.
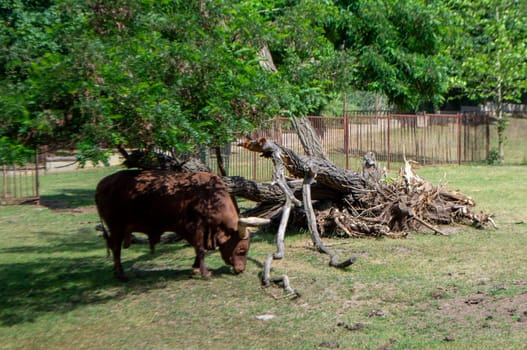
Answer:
[{"xmin": 218, "ymin": 217, "xmax": 270, "ymax": 274}]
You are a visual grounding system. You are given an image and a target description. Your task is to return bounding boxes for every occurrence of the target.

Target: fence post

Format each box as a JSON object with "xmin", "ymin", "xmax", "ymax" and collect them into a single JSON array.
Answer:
[
  {"xmin": 2, "ymin": 165, "xmax": 6, "ymax": 201},
  {"xmin": 343, "ymin": 95, "xmax": 349, "ymax": 170},
  {"xmin": 251, "ymin": 131, "xmax": 258, "ymax": 181},
  {"xmin": 485, "ymin": 113, "xmax": 490, "ymax": 160},
  {"xmin": 457, "ymin": 112, "xmax": 462, "ymax": 165},
  {"xmin": 12, "ymin": 165, "xmax": 17, "ymax": 198},
  {"xmin": 387, "ymin": 113, "xmax": 391, "ymax": 170},
  {"xmin": 35, "ymin": 150, "xmax": 40, "ymax": 202}
]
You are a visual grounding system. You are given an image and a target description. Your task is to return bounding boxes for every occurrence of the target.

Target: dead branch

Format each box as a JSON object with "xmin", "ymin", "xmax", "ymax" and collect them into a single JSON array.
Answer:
[
  {"xmin": 261, "ymin": 254, "xmax": 300, "ymax": 299},
  {"xmin": 302, "ymin": 166, "xmax": 357, "ymax": 268},
  {"xmin": 412, "ymin": 215, "xmax": 449, "ymax": 236}
]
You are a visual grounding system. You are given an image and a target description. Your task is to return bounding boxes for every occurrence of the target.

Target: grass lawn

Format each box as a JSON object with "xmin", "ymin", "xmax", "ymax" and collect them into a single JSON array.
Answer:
[{"xmin": 0, "ymin": 164, "xmax": 526, "ymax": 349}]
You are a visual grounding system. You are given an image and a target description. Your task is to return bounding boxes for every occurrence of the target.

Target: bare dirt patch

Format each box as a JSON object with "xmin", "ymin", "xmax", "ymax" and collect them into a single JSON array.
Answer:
[{"xmin": 433, "ymin": 289, "xmax": 527, "ymax": 330}]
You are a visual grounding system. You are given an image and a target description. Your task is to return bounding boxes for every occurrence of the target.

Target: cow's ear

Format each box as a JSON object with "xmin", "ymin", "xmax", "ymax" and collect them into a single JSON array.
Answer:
[
  {"xmin": 215, "ymin": 230, "xmax": 229, "ymax": 245},
  {"xmin": 238, "ymin": 223, "xmax": 249, "ymax": 239}
]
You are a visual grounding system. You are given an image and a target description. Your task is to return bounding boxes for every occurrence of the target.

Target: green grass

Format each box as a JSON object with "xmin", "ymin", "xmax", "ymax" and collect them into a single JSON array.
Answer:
[{"xmin": 1, "ymin": 165, "xmax": 526, "ymax": 349}]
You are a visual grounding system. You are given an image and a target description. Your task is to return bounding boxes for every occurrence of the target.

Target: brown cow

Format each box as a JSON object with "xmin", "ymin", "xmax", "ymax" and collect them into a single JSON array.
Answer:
[{"xmin": 95, "ymin": 170, "xmax": 268, "ymax": 279}]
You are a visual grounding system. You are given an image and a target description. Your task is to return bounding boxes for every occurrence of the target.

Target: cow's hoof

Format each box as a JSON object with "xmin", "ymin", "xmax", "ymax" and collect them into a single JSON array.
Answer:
[
  {"xmin": 114, "ymin": 271, "xmax": 129, "ymax": 281},
  {"xmin": 201, "ymin": 271, "xmax": 212, "ymax": 280},
  {"xmin": 190, "ymin": 266, "xmax": 211, "ymax": 279}
]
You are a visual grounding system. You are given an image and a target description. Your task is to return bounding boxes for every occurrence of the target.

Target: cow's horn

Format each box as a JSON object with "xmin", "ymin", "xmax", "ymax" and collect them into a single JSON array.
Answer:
[
  {"xmin": 238, "ymin": 217, "xmax": 270, "ymax": 226},
  {"xmin": 238, "ymin": 217, "xmax": 270, "ymax": 239}
]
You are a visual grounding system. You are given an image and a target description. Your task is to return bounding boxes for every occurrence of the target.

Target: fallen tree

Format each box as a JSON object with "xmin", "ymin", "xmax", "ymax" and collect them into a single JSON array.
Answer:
[
  {"xmin": 235, "ymin": 136, "xmax": 496, "ymax": 296},
  {"xmin": 237, "ymin": 137, "xmax": 495, "ymax": 236}
]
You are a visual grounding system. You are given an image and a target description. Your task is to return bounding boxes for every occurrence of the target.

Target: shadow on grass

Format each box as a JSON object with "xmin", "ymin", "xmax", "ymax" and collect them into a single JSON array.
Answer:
[
  {"xmin": 39, "ymin": 188, "xmax": 96, "ymax": 209},
  {"xmin": 0, "ymin": 229, "xmax": 235, "ymax": 327}
]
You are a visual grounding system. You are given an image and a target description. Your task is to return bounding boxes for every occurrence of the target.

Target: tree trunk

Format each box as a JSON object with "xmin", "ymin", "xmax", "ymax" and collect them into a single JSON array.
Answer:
[
  {"xmin": 238, "ymin": 137, "xmax": 367, "ymax": 198},
  {"xmin": 258, "ymin": 43, "xmax": 278, "ymax": 73},
  {"xmin": 291, "ymin": 116, "xmax": 329, "ymax": 161},
  {"xmin": 495, "ymin": 7, "xmax": 505, "ymax": 165}
]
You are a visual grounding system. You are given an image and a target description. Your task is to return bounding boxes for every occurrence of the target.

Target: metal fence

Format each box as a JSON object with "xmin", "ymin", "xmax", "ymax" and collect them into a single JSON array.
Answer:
[
  {"xmin": 206, "ymin": 112, "xmax": 490, "ymax": 181},
  {"xmin": 0, "ymin": 112, "xmax": 490, "ymax": 203},
  {"xmin": 1, "ymin": 162, "xmax": 41, "ymax": 205}
]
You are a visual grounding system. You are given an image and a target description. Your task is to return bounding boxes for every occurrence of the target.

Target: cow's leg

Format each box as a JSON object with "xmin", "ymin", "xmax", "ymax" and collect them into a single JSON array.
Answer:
[
  {"xmin": 108, "ymin": 231, "xmax": 126, "ymax": 280},
  {"xmin": 98, "ymin": 224, "xmax": 112, "ymax": 258},
  {"xmin": 195, "ymin": 247, "xmax": 211, "ymax": 278},
  {"xmin": 112, "ymin": 247, "xmax": 125, "ymax": 279},
  {"xmin": 148, "ymin": 232, "xmax": 161, "ymax": 254},
  {"xmin": 123, "ymin": 233, "xmax": 132, "ymax": 249},
  {"xmin": 192, "ymin": 256, "xmax": 200, "ymax": 274}
]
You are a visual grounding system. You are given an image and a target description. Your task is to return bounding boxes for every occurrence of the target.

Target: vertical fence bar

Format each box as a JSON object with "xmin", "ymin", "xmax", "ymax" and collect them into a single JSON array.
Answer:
[
  {"xmin": 466, "ymin": 115, "xmax": 470, "ymax": 162},
  {"xmin": 18, "ymin": 165, "xmax": 23, "ymax": 197},
  {"xmin": 343, "ymin": 96, "xmax": 349, "ymax": 170},
  {"xmin": 35, "ymin": 151, "xmax": 39, "ymax": 199},
  {"xmin": 252, "ymin": 151, "xmax": 257, "ymax": 181},
  {"xmin": 19, "ymin": 167, "xmax": 23, "ymax": 198},
  {"xmin": 12, "ymin": 165, "xmax": 16, "ymax": 198},
  {"xmin": 387, "ymin": 113, "xmax": 391, "ymax": 170},
  {"xmin": 2, "ymin": 165, "xmax": 6, "ymax": 202},
  {"xmin": 25, "ymin": 167, "xmax": 29, "ymax": 198},
  {"xmin": 457, "ymin": 112, "xmax": 462, "ymax": 165},
  {"xmin": 251, "ymin": 131, "xmax": 258, "ymax": 181},
  {"xmin": 485, "ymin": 113, "xmax": 490, "ymax": 160}
]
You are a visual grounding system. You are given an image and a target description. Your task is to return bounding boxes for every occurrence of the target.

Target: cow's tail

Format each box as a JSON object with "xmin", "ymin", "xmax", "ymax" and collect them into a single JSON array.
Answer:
[{"xmin": 95, "ymin": 220, "xmax": 111, "ymax": 258}]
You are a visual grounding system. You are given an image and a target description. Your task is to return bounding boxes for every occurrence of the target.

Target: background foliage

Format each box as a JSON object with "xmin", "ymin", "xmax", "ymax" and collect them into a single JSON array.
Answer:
[{"xmin": 1, "ymin": 0, "xmax": 526, "ymax": 164}]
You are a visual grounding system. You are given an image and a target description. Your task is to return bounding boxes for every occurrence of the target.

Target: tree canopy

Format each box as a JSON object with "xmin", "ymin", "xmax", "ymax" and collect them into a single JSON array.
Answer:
[
  {"xmin": 0, "ymin": 0, "xmax": 524, "ymax": 164},
  {"xmin": 436, "ymin": 0, "xmax": 527, "ymax": 162}
]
